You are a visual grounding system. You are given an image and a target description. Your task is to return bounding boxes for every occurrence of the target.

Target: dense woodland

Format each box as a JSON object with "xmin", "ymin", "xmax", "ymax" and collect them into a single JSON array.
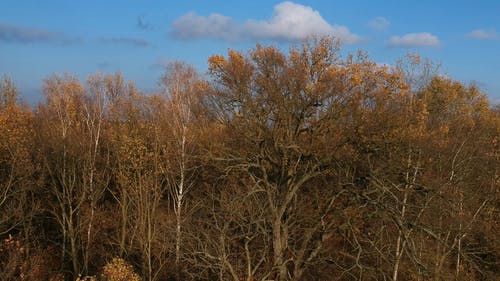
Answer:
[{"xmin": 0, "ymin": 37, "xmax": 498, "ymax": 281}]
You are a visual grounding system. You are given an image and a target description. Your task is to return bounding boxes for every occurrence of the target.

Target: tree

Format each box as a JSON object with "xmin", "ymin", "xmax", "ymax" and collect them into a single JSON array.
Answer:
[
  {"xmin": 205, "ymin": 37, "xmax": 410, "ymax": 281},
  {"xmin": 1, "ymin": 38, "xmax": 498, "ymax": 280},
  {"xmin": 108, "ymin": 87, "xmax": 170, "ymax": 281},
  {"xmin": 0, "ymin": 81, "xmax": 32, "ymax": 236},
  {"xmin": 0, "ymin": 75, "xmax": 18, "ymax": 109},
  {"xmin": 79, "ymin": 73, "xmax": 113, "ymax": 273},
  {"xmin": 104, "ymin": 72, "xmax": 142, "ymax": 259},
  {"xmin": 36, "ymin": 74, "xmax": 87, "ymax": 276},
  {"xmin": 0, "ymin": 79, "xmax": 37, "ymax": 280},
  {"xmin": 416, "ymin": 77, "xmax": 498, "ymax": 280},
  {"xmin": 159, "ymin": 61, "xmax": 206, "ymax": 271}
]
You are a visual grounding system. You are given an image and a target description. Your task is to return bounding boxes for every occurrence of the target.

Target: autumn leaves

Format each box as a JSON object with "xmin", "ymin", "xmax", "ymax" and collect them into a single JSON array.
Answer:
[{"xmin": 0, "ymin": 37, "xmax": 499, "ymax": 280}]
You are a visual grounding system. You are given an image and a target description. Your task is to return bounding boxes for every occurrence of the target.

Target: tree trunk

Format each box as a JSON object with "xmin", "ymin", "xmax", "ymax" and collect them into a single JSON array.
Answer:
[{"xmin": 273, "ymin": 216, "xmax": 288, "ymax": 281}]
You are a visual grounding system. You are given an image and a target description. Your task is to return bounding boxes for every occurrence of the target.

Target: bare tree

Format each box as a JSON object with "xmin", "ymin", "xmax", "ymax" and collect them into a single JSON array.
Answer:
[
  {"xmin": 37, "ymin": 74, "xmax": 87, "ymax": 276},
  {"xmin": 205, "ymin": 38, "xmax": 395, "ymax": 281},
  {"xmin": 0, "ymin": 75, "xmax": 18, "ymax": 109},
  {"xmin": 160, "ymin": 61, "xmax": 205, "ymax": 271},
  {"xmin": 79, "ymin": 73, "xmax": 111, "ymax": 273}
]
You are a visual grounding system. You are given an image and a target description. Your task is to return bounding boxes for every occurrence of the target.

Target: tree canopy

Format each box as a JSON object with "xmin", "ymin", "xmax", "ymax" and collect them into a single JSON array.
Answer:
[{"xmin": 0, "ymin": 37, "xmax": 498, "ymax": 281}]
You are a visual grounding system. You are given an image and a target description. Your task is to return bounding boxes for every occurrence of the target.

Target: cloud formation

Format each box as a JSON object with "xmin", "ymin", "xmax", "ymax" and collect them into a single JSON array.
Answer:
[
  {"xmin": 368, "ymin": 17, "xmax": 390, "ymax": 31},
  {"xmin": 100, "ymin": 37, "xmax": 149, "ymax": 47},
  {"xmin": 466, "ymin": 29, "xmax": 499, "ymax": 40},
  {"xmin": 172, "ymin": 13, "xmax": 241, "ymax": 42},
  {"xmin": 171, "ymin": 1, "xmax": 363, "ymax": 44},
  {"xmin": 386, "ymin": 32, "xmax": 441, "ymax": 47},
  {"xmin": 244, "ymin": 2, "xmax": 362, "ymax": 43},
  {"xmin": 0, "ymin": 22, "xmax": 78, "ymax": 44}
]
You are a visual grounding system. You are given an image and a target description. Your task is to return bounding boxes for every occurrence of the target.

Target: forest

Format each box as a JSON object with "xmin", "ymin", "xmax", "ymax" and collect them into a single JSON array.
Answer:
[{"xmin": 0, "ymin": 37, "xmax": 498, "ymax": 281}]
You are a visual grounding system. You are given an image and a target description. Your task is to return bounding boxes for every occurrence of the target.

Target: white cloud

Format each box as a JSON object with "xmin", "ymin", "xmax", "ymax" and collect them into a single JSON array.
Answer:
[
  {"xmin": 386, "ymin": 32, "xmax": 441, "ymax": 47},
  {"xmin": 171, "ymin": 12, "xmax": 242, "ymax": 42},
  {"xmin": 466, "ymin": 29, "xmax": 499, "ymax": 40},
  {"xmin": 244, "ymin": 2, "xmax": 363, "ymax": 44},
  {"xmin": 368, "ymin": 17, "xmax": 390, "ymax": 31},
  {"xmin": 171, "ymin": 1, "xmax": 363, "ymax": 44}
]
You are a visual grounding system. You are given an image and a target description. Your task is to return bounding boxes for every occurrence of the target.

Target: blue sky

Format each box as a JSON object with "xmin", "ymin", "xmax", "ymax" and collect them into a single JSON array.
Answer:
[{"xmin": 1, "ymin": 0, "xmax": 499, "ymax": 103}]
